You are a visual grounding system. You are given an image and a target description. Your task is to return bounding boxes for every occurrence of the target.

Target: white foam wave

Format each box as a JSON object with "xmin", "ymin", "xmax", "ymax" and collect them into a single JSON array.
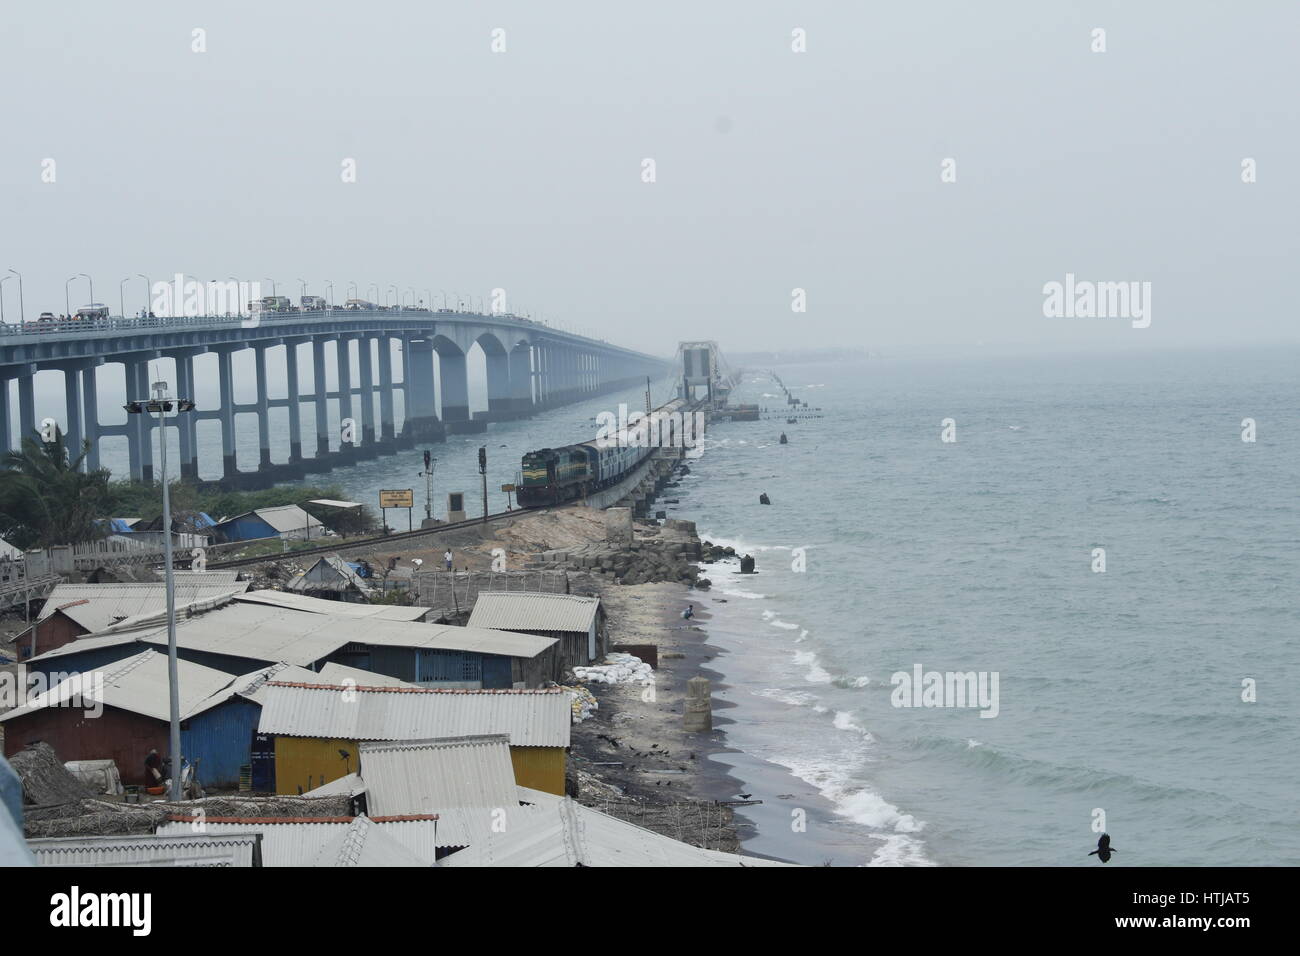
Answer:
[{"xmin": 793, "ymin": 650, "xmax": 833, "ymax": 684}]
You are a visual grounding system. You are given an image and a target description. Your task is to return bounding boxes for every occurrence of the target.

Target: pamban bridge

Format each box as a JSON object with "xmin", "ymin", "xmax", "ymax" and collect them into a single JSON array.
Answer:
[{"xmin": 0, "ymin": 304, "xmax": 671, "ymax": 489}]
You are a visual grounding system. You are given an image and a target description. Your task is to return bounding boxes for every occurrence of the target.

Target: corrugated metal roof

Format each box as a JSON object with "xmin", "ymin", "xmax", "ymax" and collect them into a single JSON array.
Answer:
[
  {"xmin": 156, "ymin": 815, "xmax": 437, "ymax": 865},
  {"xmin": 360, "ymin": 735, "xmax": 520, "ymax": 816},
  {"xmin": 302, "ymin": 772, "xmax": 365, "ymax": 798},
  {"xmin": 314, "ymin": 662, "xmax": 419, "ymax": 688},
  {"xmin": 190, "ymin": 662, "xmax": 324, "ymax": 714},
  {"xmin": 311, "ymin": 814, "xmax": 431, "ymax": 867},
  {"xmin": 308, "ymin": 499, "xmax": 362, "ymax": 509},
  {"xmin": 0, "ymin": 649, "xmax": 240, "ymax": 724},
  {"xmin": 234, "ymin": 590, "xmax": 426, "ymax": 621},
  {"xmin": 258, "ymin": 684, "xmax": 571, "ymax": 747},
  {"xmin": 28, "ymin": 831, "xmax": 262, "ymax": 867},
  {"xmin": 27, "ymin": 602, "xmax": 552, "ymax": 668},
  {"xmin": 439, "ymin": 797, "xmax": 797, "ymax": 868},
  {"xmin": 37, "ymin": 582, "xmax": 249, "ymax": 632},
  {"xmin": 252, "ymin": 505, "xmax": 322, "ymax": 534},
  {"xmin": 468, "ymin": 591, "xmax": 600, "ymax": 634},
  {"xmin": 286, "ymin": 556, "xmax": 373, "ymax": 596},
  {"xmin": 153, "ymin": 570, "xmax": 244, "ymax": 585}
]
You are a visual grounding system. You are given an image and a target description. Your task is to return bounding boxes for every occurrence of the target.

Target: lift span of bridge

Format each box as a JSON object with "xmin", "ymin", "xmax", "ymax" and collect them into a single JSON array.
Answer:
[{"xmin": 0, "ymin": 309, "xmax": 671, "ymax": 488}]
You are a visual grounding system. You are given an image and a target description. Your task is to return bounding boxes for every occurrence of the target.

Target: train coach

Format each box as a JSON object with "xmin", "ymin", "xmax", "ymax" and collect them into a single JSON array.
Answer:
[{"xmin": 517, "ymin": 398, "xmax": 691, "ymax": 507}]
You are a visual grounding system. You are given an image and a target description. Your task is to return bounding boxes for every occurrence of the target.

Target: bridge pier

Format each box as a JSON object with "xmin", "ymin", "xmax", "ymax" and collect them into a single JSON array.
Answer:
[
  {"xmin": 403, "ymin": 335, "xmax": 444, "ymax": 442},
  {"xmin": 355, "ymin": 336, "xmax": 379, "ymax": 459},
  {"xmin": 335, "ymin": 336, "xmax": 356, "ymax": 462},
  {"xmin": 311, "ymin": 339, "xmax": 330, "ymax": 463},
  {"xmin": 508, "ymin": 343, "xmax": 534, "ymax": 417},
  {"xmin": 479, "ymin": 343, "xmax": 512, "ymax": 422},
  {"xmin": 254, "ymin": 345, "xmax": 273, "ymax": 472},
  {"xmin": 82, "ymin": 363, "xmax": 101, "ymax": 472},
  {"xmin": 174, "ymin": 352, "xmax": 198, "ymax": 481},
  {"xmin": 378, "ymin": 335, "xmax": 399, "ymax": 448},
  {"xmin": 284, "ymin": 341, "xmax": 303, "ymax": 466},
  {"xmin": 17, "ymin": 371, "xmax": 35, "ymax": 447},
  {"xmin": 438, "ymin": 347, "xmax": 482, "ymax": 434},
  {"xmin": 216, "ymin": 347, "xmax": 238, "ymax": 482}
]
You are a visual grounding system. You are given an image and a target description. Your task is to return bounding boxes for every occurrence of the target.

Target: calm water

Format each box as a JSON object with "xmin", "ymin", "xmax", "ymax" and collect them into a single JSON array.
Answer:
[
  {"xmin": 91, "ymin": 345, "xmax": 1299, "ymax": 866},
  {"xmin": 663, "ymin": 347, "xmax": 1299, "ymax": 866}
]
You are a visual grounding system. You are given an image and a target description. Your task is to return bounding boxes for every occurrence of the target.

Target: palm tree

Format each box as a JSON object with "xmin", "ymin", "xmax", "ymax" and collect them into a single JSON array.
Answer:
[{"xmin": 0, "ymin": 429, "xmax": 112, "ymax": 549}]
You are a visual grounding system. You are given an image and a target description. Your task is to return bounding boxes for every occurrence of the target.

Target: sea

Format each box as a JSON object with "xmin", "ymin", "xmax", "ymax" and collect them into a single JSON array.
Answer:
[{"xmin": 86, "ymin": 345, "xmax": 1299, "ymax": 866}]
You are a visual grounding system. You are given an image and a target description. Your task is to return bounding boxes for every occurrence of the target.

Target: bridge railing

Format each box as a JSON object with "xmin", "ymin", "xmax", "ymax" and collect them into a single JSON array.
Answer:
[{"xmin": 0, "ymin": 308, "xmax": 620, "ymax": 346}]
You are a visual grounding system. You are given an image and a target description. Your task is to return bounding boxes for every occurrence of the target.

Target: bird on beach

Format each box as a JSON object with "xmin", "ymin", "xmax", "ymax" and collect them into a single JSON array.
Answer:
[{"xmin": 1088, "ymin": 833, "xmax": 1118, "ymax": 863}]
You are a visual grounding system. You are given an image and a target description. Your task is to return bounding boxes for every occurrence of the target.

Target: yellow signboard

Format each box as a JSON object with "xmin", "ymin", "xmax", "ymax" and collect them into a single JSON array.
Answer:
[
  {"xmin": 379, "ymin": 489, "xmax": 414, "ymax": 509},
  {"xmin": 500, "ymin": 483, "xmax": 516, "ymax": 493}
]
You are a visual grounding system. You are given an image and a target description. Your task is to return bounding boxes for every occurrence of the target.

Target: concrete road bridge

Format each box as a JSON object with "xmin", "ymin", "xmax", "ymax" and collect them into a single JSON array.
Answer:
[{"xmin": 0, "ymin": 309, "xmax": 670, "ymax": 488}]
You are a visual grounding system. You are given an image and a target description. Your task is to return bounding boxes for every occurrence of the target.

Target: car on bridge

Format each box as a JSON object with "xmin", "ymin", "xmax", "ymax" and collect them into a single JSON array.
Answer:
[{"xmin": 74, "ymin": 304, "xmax": 110, "ymax": 321}]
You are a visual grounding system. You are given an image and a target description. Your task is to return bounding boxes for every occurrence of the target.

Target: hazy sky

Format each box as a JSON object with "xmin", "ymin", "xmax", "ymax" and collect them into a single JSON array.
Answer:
[{"xmin": 2, "ymin": 1, "xmax": 1297, "ymax": 356}]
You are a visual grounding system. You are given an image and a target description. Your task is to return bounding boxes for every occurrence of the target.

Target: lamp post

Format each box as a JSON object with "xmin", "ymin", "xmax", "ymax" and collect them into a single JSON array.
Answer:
[
  {"xmin": 124, "ymin": 381, "xmax": 195, "ymax": 802},
  {"xmin": 79, "ymin": 274, "xmax": 94, "ymax": 309},
  {"xmin": 262, "ymin": 277, "xmax": 276, "ymax": 298},
  {"xmin": 119, "ymin": 277, "xmax": 131, "ymax": 319},
  {"xmin": 65, "ymin": 276, "xmax": 76, "ymax": 316},
  {"xmin": 137, "ymin": 275, "xmax": 152, "ymax": 317},
  {"xmin": 424, "ymin": 289, "xmax": 433, "ymax": 312},
  {"xmin": 324, "ymin": 282, "xmax": 334, "ymax": 310},
  {"xmin": 298, "ymin": 278, "xmax": 307, "ymax": 304},
  {"xmin": 5, "ymin": 270, "xmax": 22, "ymax": 323}
]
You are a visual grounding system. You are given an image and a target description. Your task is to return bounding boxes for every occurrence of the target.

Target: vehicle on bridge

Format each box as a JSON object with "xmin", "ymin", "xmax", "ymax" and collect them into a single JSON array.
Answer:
[
  {"xmin": 74, "ymin": 304, "xmax": 110, "ymax": 321},
  {"xmin": 518, "ymin": 398, "xmax": 688, "ymax": 507},
  {"xmin": 300, "ymin": 295, "xmax": 327, "ymax": 311},
  {"xmin": 344, "ymin": 298, "xmax": 378, "ymax": 311}
]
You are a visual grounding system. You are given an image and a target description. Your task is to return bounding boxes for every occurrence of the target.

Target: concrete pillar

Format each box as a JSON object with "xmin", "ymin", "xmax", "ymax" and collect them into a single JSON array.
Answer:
[
  {"xmin": 17, "ymin": 373, "xmax": 35, "ymax": 446},
  {"xmin": 81, "ymin": 365, "xmax": 100, "ymax": 471},
  {"xmin": 284, "ymin": 342, "xmax": 303, "ymax": 463},
  {"xmin": 357, "ymin": 336, "xmax": 376, "ymax": 446},
  {"xmin": 216, "ymin": 348, "xmax": 237, "ymax": 480},
  {"xmin": 484, "ymin": 348, "xmax": 511, "ymax": 419},
  {"xmin": 137, "ymin": 362, "xmax": 155, "ymax": 484},
  {"xmin": 124, "ymin": 364, "xmax": 142, "ymax": 482},
  {"xmin": 403, "ymin": 336, "xmax": 441, "ymax": 440},
  {"xmin": 254, "ymin": 345, "xmax": 272, "ymax": 470},
  {"xmin": 336, "ymin": 336, "xmax": 354, "ymax": 453},
  {"xmin": 438, "ymin": 348, "xmax": 469, "ymax": 423},
  {"xmin": 175, "ymin": 353, "xmax": 197, "ymax": 481},
  {"xmin": 684, "ymin": 676, "xmax": 712, "ymax": 732},
  {"xmin": 508, "ymin": 345, "xmax": 533, "ymax": 416},
  {"xmin": 537, "ymin": 346, "xmax": 548, "ymax": 407},
  {"xmin": 62, "ymin": 366, "xmax": 82, "ymax": 455},
  {"xmin": 312, "ymin": 339, "xmax": 330, "ymax": 457},
  {"xmin": 0, "ymin": 379, "xmax": 10, "ymax": 453},
  {"xmin": 377, "ymin": 336, "xmax": 396, "ymax": 441}
]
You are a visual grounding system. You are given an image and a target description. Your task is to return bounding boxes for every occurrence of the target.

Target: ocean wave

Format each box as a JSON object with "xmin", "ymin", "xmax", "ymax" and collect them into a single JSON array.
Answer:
[
  {"xmin": 756, "ymin": 687, "xmax": 820, "ymax": 708},
  {"xmin": 793, "ymin": 650, "xmax": 833, "ymax": 684}
]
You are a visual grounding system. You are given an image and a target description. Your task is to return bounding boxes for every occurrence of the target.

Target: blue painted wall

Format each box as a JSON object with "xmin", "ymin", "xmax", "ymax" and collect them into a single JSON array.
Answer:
[{"xmin": 182, "ymin": 697, "xmax": 261, "ymax": 789}]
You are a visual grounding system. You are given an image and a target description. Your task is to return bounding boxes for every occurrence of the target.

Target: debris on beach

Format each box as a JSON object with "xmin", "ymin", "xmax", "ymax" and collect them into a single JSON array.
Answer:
[
  {"xmin": 574, "ymin": 653, "xmax": 654, "ymax": 686},
  {"xmin": 565, "ymin": 685, "xmax": 600, "ymax": 722}
]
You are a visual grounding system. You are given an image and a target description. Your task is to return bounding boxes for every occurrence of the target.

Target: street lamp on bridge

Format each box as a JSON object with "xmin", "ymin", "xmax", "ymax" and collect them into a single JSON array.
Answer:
[
  {"xmin": 137, "ymin": 275, "xmax": 152, "ymax": 317},
  {"xmin": 4, "ymin": 270, "xmax": 21, "ymax": 324},
  {"xmin": 124, "ymin": 379, "xmax": 196, "ymax": 802},
  {"xmin": 324, "ymin": 282, "xmax": 334, "ymax": 309},
  {"xmin": 298, "ymin": 278, "xmax": 307, "ymax": 302},
  {"xmin": 262, "ymin": 277, "xmax": 276, "ymax": 298}
]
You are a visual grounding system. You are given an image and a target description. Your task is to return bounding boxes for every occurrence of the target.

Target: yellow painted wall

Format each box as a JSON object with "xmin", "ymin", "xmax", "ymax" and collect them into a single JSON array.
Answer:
[
  {"xmin": 274, "ymin": 736, "xmax": 361, "ymax": 795},
  {"xmin": 274, "ymin": 736, "xmax": 566, "ymax": 797},
  {"xmin": 510, "ymin": 747, "xmax": 566, "ymax": 795}
]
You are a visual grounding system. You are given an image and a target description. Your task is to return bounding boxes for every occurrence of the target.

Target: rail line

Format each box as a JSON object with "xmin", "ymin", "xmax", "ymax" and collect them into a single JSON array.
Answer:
[{"xmin": 208, "ymin": 508, "xmax": 533, "ymax": 569}]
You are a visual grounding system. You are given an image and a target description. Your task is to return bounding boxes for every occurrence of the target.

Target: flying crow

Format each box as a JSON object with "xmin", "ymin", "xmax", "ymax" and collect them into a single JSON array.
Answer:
[{"xmin": 1088, "ymin": 833, "xmax": 1118, "ymax": 863}]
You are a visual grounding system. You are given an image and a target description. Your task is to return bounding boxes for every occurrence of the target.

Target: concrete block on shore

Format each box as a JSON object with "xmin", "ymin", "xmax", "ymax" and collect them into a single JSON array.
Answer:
[
  {"xmin": 683, "ymin": 676, "xmax": 713, "ymax": 733},
  {"xmin": 606, "ymin": 507, "xmax": 634, "ymax": 546}
]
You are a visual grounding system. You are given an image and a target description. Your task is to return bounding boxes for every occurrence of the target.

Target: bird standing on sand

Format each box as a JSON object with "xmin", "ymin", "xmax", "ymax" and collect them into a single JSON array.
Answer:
[
  {"xmin": 682, "ymin": 604, "xmax": 694, "ymax": 620},
  {"xmin": 1088, "ymin": 833, "xmax": 1118, "ymax": 863}
]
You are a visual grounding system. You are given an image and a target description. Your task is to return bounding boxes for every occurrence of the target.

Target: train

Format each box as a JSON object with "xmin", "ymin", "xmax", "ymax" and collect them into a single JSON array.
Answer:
[{"xmin": 517, "ymin": 398, "xmax": 691, "ymax": 507}]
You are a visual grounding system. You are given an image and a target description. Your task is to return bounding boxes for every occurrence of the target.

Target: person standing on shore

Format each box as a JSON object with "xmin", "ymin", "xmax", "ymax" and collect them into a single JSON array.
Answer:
[
  {"xmin": 682, "ymin": 604, "xmax": 694, "ymax": 620},
  {"xmin": 444, "ymin": 549, "xmax": 453, "ymax": 571}
]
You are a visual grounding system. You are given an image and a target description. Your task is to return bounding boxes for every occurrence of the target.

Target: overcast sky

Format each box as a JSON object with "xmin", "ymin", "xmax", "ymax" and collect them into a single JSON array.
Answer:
[{"xmin": 2, "ymin": 1, "xmax": 1296, "ymax": 357}]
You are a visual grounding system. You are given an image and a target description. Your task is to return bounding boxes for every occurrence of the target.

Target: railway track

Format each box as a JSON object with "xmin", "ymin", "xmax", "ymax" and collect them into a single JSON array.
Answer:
[{"xmin": 208, "ymin": 508, "xmax": 533, "ymax": 569}]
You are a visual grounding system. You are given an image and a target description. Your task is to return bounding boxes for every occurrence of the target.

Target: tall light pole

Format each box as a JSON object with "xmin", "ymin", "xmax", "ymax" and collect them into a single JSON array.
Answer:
[
  {"xmin": 387, "ymin": 285, "xmax": 398, "ymax": 309},
  {"xmin": 124, "ymin": 379, "xmax": 195, "ymax": 802},
  {"xmin": 367, "ymin": 284, "xmax": 379, "ymax": 305},
  {"xmin": 262, "ymin": 277, "xmax": 276, "ymax": 298},
  {"xmin": 347, "ymin": 281, "xmax": 357, "ymax": 303},
  {"xmin": 119, "ymin": 277, "xmax": 131, "ymax": 319},
  {"xmin": 439, "ymin": 289, "xmax": 448, "ymax": 309},
  {"xmin": 298, "ymin": 278, "xmax": 307, "ymax": 303},
  {"xmin": 65, "ymin": 276, "xmax": 77, "ymax": 316},
  {"xmin": 137, "ymin": 275, "xmax": 152, "ymax": 317},
  {"xmin": 79, "ymin": 274, "xmax": 94, "ymax": 308},
  {"xmin": 424, "ymin": 289, "xmax": 433, "ymax": 312},
  {"xmin": 324, "ymin": 281, "xmax": 334, "ymax": 309},
  {"xmin": 6, "ymin": 270, "xmax": 22, "ymax": 323}
]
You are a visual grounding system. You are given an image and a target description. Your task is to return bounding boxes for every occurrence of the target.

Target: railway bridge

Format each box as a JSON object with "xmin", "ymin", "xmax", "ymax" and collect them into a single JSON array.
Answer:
[{"xmin": 0, "ymin": 309, "xmax": 670, "ymax": 488}]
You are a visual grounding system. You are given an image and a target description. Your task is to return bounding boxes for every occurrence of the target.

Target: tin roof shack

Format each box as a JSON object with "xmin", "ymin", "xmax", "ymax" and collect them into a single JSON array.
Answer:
[
  {"xmin": 232, "ymin": 589, "xmax": 431, "ymax": 622},
  {"xmin": 156, "ymin": 814, "xmax": 439, "ymax": 866},
  {"xmin": 441, "ymin": 788, "xmax": 794, "ymax": 868},
  {"xmin": 259, "ymin": 684, "xmax": 571, "ymax": 795},
  {"xmin": 468, "ymin": 592, "xmax": 604, "ymax": 672},
  {"xmin": 22, "ymin": 596, "xmax": 553, "ymax": 690},
  {"xmin": 9, "ymin": 581, "xmax": 249, "ymax": 661},
  {"xmin": 28, "ymin": 831, "xmax": 263, "ymax": 867},
  {"xmin": 0, "ymin": 650, "xmax": 238, "ymax": 786},
  {"xmin": 286, "ymin": 555, "xmax": 374, "ymax": 602},
  {"xmin": 213, "ymin": 505, "xmax": 323, "ymax": 542}
]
